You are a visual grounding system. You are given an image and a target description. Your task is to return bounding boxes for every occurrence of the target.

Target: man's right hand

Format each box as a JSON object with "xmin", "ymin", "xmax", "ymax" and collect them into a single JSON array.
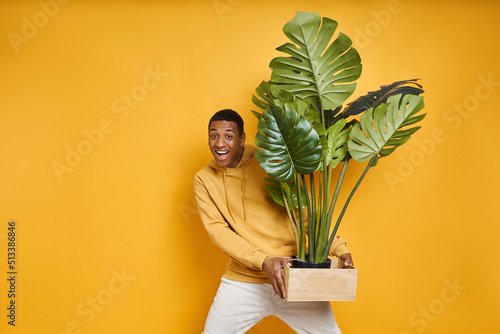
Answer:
[{"xmin": 262, "ymin": 256, "xmax": 289, "ymax": 299}]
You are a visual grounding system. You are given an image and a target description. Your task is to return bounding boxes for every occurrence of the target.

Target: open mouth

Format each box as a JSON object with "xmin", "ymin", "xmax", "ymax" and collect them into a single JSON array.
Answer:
[{"xmin": 215, "ymin": 150, "xmax": 229, "ymax": 160}]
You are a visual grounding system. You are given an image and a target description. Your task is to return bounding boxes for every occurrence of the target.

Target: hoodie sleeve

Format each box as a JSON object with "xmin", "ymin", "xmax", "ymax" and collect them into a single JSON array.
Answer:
[
  {"xmin": 328, "ymin": 235, "xmax": 350, "ymax": 257},
  {"xmin": 194, "ymin": 176, "xmax": 268, "ymax": 270}
]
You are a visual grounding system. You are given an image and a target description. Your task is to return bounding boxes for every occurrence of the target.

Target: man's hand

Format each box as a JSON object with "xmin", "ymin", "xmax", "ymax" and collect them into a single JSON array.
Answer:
[
  {"xmin": 262, "ymin": 256, "xmax": 289, "ymax": 299},
  {"xmin": 340, "ymin": 253, "xmax": 354, "ymax": 268}
]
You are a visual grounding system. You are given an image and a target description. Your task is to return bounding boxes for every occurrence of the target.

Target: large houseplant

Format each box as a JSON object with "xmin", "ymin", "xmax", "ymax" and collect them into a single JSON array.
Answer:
[{"xmin": 252, "ymin": 11, "xmax": 426, "ymax": 266}]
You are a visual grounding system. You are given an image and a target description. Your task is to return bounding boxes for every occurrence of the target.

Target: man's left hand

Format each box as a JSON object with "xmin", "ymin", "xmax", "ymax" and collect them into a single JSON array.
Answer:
[{"xmin": 340, "ymin": 253, "xmax": 354, "ymax": 268}]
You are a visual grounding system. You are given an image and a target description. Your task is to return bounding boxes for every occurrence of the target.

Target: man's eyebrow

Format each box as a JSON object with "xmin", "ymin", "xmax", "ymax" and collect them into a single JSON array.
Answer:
[{"xmin": 209, "ymin": 128, "xmax": 235, "ymax": 132}]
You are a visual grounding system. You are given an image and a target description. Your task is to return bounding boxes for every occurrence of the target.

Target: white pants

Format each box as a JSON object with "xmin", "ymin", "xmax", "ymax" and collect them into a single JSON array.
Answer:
[{"xmin": 203, "ymin": 278, "xmax": 342, "ymax": 334}]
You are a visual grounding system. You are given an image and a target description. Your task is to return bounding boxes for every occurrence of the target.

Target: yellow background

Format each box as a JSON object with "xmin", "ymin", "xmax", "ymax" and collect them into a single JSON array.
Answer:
[{"xmin": 1, "ymin": 0, "xmax": 499, "ymax": 333}]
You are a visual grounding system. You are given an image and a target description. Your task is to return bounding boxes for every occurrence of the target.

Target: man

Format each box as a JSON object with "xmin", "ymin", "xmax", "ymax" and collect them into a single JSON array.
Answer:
[{"xmin": 194, "ymin": 109, "xmax": 353, "ymax": 333}]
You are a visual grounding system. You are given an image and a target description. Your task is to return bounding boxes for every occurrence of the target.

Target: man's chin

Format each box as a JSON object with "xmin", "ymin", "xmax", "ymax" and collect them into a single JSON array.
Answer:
[{"xmin": 213, "ymin": 156, "xmax": 230, "ymax": 168}]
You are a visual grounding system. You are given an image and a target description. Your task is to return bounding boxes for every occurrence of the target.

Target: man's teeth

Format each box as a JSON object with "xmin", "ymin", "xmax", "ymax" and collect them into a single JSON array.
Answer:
[{"xmin": 216, "ymin": 151, "xmax": 229, "ymax": 155}]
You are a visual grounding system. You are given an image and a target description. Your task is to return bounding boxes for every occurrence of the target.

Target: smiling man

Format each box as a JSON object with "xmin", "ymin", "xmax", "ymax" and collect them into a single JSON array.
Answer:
[
  {"xmin": 208, "ymin": 118, "xmax": 245, "ymax": 168},
  {"xmin": 193, "ymin": 109, "xmax": 352, "ymax": 333}
]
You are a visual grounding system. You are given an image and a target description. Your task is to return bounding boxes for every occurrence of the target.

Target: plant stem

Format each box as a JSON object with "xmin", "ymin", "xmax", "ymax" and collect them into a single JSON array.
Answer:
[
  {"xmin": 312, "ymin": 103, "xmax": 333, "ymax": 263},
  {"xmin": 301, "ymin": 174, "xmax": 314, "ymax": 261},
  {"xmin": 323, "ymin": 162, "xmax": 333, "ymax": 243},
  {"xmin": 315, "ymin": 171, "xmax": 322, "ymax": 242},
  {"xmin": 295, "ymin": 173, "xmax": 306, "ymax": 260},
  {"xmin": 321, "ymin": 154, "xmax": 377, "ymax": 261},
  {"xmin": 325, "ymin": 156, "xmax": 350, "ymax": 233},
  {"xmin": 314, "ymin": 154, "xmax": 331, "ymax": 263},
  {"xmin": 281, "ymin": 185, "xmax": 300, "ymax": 256},
  {"xmin": 310, "ymin": 173, "xmax": 318, "ymax": 249},
  {"xmin": 309, "ymin": 173, "xmax": 316, "ymax": 247}
]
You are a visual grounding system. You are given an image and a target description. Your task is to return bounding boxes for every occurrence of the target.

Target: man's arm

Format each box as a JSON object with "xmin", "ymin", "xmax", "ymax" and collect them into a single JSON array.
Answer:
[
  {"xmin": 329, "ymin": 236, "xmax": 354, "ymax": 267},
  {"xmin": 195, "ymin": 176, "xmax": 294, "ymax": 299},
  {"xmin": 194, "ymin": 178, "xmax": 268, "ymax": 270},
  {"xmin": 262, "ymin": 256, "xmax": 289, "ymax": 299}
]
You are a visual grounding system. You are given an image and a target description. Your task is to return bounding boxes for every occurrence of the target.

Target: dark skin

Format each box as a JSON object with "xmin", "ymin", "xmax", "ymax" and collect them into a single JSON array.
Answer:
[{"xmin": 263, "ymin": 253, "xmax": 354, "ymax": 299}]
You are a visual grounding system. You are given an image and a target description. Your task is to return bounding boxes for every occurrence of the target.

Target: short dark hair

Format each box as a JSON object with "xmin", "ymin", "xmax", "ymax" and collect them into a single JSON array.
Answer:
[{"xmin": 209, "ymin": 109, "xmax": 244, "ymax": 136}]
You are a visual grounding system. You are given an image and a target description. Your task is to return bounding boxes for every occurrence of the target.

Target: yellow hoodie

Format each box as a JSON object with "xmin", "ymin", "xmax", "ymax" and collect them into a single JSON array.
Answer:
[{"xmin": 194, "ymin": 144, "xmax": 350, "ymax": 283}]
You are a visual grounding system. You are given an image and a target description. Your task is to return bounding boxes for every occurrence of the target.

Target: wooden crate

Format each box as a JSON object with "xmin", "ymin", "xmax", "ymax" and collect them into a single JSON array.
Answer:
[{"xmin": 281, "ymin": 257, "xmax": 358, "ymax": 301}]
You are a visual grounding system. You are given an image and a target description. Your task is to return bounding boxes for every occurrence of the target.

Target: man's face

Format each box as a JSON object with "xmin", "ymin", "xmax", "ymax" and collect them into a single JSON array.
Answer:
[{"xmin": 208, "ymin": 120, "xmax": 246, "ymax": 168}]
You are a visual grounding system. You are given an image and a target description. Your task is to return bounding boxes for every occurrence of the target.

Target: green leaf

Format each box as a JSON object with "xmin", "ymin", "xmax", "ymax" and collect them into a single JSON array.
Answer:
[
  {"xmin": 325, "ymin": 119, "xmax": 351, "ymax": 168},
  {"xmin": 401, "ymin": 113, "xmax": 427, "ymax": 127},
  {"xmin": 252, "ymin": 81, "xmax": 316, "ymax": 119},
  {"xmin": 269, "ymin": 12, "xmax": 361, "ymax": 111},
  {"xmin": 252, "ymin": 81, "xmax": 274, "ymax": 114},
  {"xmin": 264, "ymin": 177, "xmax": 307, "ymax": 209},
  {"xmin": 255, "ymin": 104, "xmax": 323, "ymax": 182},
  {"xmin": 338, "ymin": 79, "xmax": 424, "ymax": 121},
  {"xmin": 348, "ymin": 94, "xmax": 425, "ymax": 162}
]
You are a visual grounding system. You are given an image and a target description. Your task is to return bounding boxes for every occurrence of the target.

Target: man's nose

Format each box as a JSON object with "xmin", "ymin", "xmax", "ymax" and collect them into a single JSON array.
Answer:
[{"xmin": 215, "ymin": 137, "xmax": 225, "ymax": 147}]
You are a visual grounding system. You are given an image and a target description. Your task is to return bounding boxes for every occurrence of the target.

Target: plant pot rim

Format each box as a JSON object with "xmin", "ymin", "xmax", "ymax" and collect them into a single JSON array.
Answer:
[{"xmin": 291, "ymin": 254, "xmax": 332, "ymax": 269}]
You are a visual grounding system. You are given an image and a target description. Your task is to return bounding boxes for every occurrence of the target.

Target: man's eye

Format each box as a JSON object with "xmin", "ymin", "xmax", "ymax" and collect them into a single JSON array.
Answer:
[{"xmin": 226, "ymin": 135, "xmax": 232, "ymax": 139}]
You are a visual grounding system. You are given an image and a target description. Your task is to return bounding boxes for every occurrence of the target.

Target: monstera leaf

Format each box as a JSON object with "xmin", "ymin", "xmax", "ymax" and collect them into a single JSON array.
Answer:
[
  {"xmin": 324, "ymin": 119, "xmax": 351, "ymax": 168},
  {"xmin": 269, "ymin": 11, "xmax": 362, "ymax": 111},
  {"xmin": 264, "ymin": 177, "xmax": 307, "ymax": 209},
  {"xmin": 252, "ymin": 81, "xmax": 274, "ymax": 116},
  {"xmin": 255, "ymin": 104, "xmax": 323, "ymax": 182},
  {"xmin": 335, "ymin": 79, "xmax": 424, "ymax": 123},
  {"xmin": 252, "ymin": 81, "xmax": 312, "ymax": 116},
  {"xmin": 348, "ymin": 94, "xmax": 425, "ymax": 163}
]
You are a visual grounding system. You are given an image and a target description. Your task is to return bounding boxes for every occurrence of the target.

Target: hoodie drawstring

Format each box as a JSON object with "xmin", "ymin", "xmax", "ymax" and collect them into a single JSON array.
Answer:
[
  {"xmin": 223, "ymin": 160, "xmax": 247, "ymax": 223},
  {"xmin": 241, "ymin": 163, "xmax": 247, "ymax": 221},
  {"xmin": 223, "ymin": 169, "xmax": 233, "ymax": 221}
]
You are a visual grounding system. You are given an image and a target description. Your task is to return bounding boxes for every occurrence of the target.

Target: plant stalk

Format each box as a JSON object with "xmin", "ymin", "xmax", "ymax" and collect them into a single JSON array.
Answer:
[
  {"xmin": 325, "ymin": 156, "xmax": 350, "ymax": 233},
  {"xmin": 309, "ymin": 173, "xmax": 316, "ymax": 247},
  {"xmin": 314, "ymin": 102, "xmax": 331, "ymax": 263},
  {"xmin": 295, "ymin": 173, "xmax": 306, "ymax": 260},
  {"xmin": 281, "ymin": 186, "xmax": 300, "ymax": 253},
  {"xmin": 301, "ymin": 174, "xmax": 314, "ymax": 261},
  {"xmin": 321, "ymin": 154, "xmax": 377, "ymax": 261}
]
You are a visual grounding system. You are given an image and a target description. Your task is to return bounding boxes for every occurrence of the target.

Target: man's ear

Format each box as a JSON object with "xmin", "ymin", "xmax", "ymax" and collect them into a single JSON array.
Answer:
[{"xmin": 240, "ymin": 132, "xmax": 246, "ymax": 147}]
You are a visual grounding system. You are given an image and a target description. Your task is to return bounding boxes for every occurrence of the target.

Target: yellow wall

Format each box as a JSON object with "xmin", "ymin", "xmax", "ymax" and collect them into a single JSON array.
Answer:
[{"xmin": 1, "ymin": 0, "xmax": 499, "ymax": 333}]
